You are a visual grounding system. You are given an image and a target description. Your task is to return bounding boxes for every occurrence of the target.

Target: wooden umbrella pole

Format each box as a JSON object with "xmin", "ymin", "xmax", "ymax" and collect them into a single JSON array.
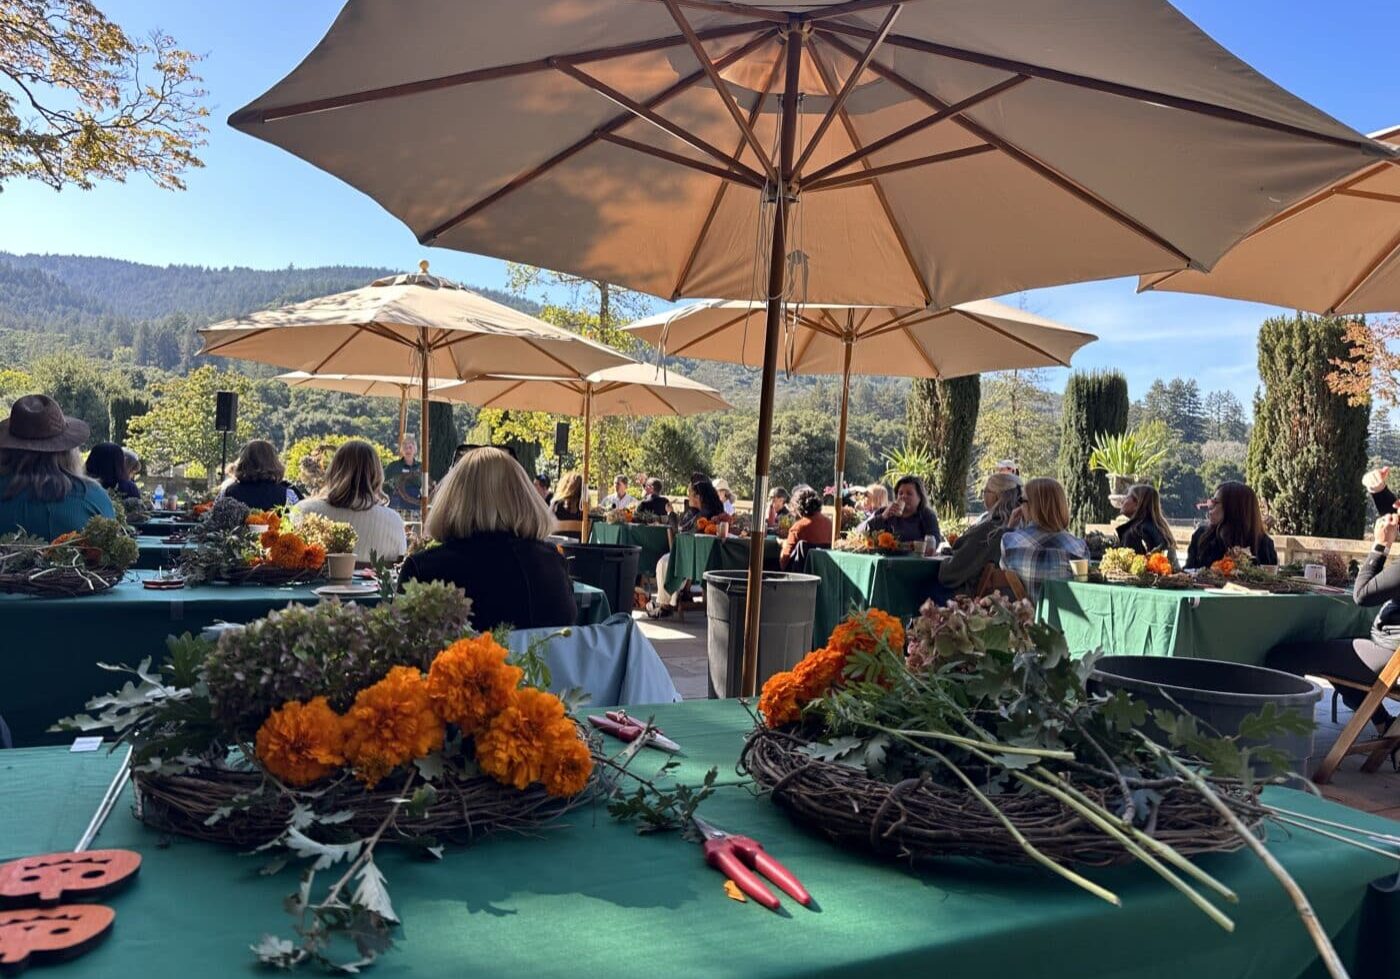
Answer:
[
  {"xmin": 397, "ymin": 386, "xmax": 408, "ymax": 446},
  {"xmin": 419, "ymin": 328, "xmax": 430, "ymax": 526},
  {"xmin": 832, "ymin": 338, "xmax": 853, "ymax": 545},
  {"xmin": 739, "ymin": 22, "xmax": 804, "ymax": 698},
  {"xmin": 581, "ymin": 385, "xmax": 593, "ymax": 543}
]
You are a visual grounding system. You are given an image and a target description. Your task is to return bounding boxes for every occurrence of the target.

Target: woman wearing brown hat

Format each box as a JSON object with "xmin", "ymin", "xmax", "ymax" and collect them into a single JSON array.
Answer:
[{"xmin": 0, "ymin": 395, "xmax": 115, "ymax": 538}]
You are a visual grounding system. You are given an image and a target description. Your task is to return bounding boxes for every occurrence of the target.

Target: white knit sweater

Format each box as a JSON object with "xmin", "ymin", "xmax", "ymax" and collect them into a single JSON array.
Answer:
[{"xmin": 292, "ymin": 498, "xmax": 407, "ymax": 562}]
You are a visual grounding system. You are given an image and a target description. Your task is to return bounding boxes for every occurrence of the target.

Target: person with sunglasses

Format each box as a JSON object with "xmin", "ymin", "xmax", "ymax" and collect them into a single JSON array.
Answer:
[{"xmin": 1185, "ymin": 481, "xmax": 1277, "ymax": 569}]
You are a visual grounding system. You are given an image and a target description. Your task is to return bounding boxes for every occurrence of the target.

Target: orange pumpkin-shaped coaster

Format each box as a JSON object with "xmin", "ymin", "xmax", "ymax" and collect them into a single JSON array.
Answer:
[
  {"xmin": 0, "ymin": 851, "xmax": 141, "ymax": 907},
  {"xmin": 0, "ymin": 905, "xmax": 115, "ymax": 968}
]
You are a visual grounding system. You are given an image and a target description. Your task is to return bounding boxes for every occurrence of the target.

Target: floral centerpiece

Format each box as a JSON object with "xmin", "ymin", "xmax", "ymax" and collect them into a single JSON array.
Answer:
[
  {"xmin": 0, "ymin": 515, "xmax": 138, "ymax": 596},
  {"xmin": 1096, "ymin": 547, "xmax": 1192, "ymax": 589},
  {"xmin": 694, "ymin": 515, "xmax": 723, "ymax": 535},
  {"xmin": 833, "ymin": 529, "xmax": 903, "ymax": 554},
  {"xmin": 743, "ymin": 599, "xmax": 1361, "ymax": 966},
  {"xmin": 1196, "ymin": 546, "xmax": 1311, "ymax": 594},
  {"xmin": 178, "ymin": 499, "xmax": 324, "ymax": 585},
  {"xmin": 604, "ymin": 507, "xmax": 635, "ymax": 525}
]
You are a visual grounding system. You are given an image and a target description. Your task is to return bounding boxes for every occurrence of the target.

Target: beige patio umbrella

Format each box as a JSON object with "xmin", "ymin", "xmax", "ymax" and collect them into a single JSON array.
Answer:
[
  {"xmin": 201, "ymin": 264, "xmax": 633, "ymax": 521},
  {"xmin": 230, "ymin": 0, "xmax": 1391, "ymax": 695},
  {"xmin": 628, "ymin": 298, "xmax": 1095, "ymax": 540},
  {"xmin": 278, "ymin": 371, "xmax": 464, "ymax": 446},
  {"xmin": 1140, "ymin": 125, "xmax": 1400, "ymax": 314},
  {"xmin": 440, "ymin": 364, "xmax": 731, "ymax": 539}
]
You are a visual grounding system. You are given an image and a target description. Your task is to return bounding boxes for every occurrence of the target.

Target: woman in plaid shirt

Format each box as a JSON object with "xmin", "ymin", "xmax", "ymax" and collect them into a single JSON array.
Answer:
[{"xmin": 1000, "ymin": 477, "xmax": 1087, "ymax": 602}]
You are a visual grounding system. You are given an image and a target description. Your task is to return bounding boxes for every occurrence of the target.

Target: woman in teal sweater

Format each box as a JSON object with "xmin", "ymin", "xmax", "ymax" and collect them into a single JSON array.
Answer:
[{"xmin": 0, "ymin": 395, "xmax": 114, "ymax": 539}]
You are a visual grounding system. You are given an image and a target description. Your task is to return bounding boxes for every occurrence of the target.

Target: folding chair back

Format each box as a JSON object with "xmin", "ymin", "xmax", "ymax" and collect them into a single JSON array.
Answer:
[
  {"xmin": 973, "ymin": 564, "xmax": 1027, "ymax": 602},
  {"xmin": 1312, "ymin": 645, "xmax": 1400, "ymax": 783}
]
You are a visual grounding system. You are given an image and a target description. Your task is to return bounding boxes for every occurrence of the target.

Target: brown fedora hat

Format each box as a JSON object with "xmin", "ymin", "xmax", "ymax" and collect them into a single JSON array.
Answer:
[{"xmin": 0, "ymin": 394, "xmax": 90, "ymax": 452}]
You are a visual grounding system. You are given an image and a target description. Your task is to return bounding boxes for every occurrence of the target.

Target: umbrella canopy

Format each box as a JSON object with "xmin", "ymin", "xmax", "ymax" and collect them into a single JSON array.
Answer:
[
  {"xmin": 439, "ymin": 363, "xmax": 730, "ymax": 418},
  {"xmin": 230, "ymin": 0, "xmax": 1391, "ymax": 694},
  {"xmin": 626, "ymin": 298, "xmax": 1096, "ymax": 377},
  {"xmin": 1139, "ymin": 126, "xmax": 1400, "ymax": 315},
  {"xmin": 628, "ymin": 298, "xmax": 1094, "ymax": 540},
  {"xmin": 204, "ymin": 266, "xmax": 633, "ymax": 520},
  {"xmin": 277, "ymin": 371, "xmax": 462, "ymax": 399}
]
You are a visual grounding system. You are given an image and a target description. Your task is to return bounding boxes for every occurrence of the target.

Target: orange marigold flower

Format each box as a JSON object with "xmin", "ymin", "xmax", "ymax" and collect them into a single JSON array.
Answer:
[
  {"xmin": 260, "ymin": 528, "xmax": 280, "ymax": 548},
  {"xmin": 268, "ymin": 533, "xmax": 308, "ymax": 569},
  {"xmin": 541, "ymin": 735, "xmax": 594, "ymax": 798},
  {"xmin": 828, "ymin": 608, "xmax": 905, "ymax": 658},
  {"xmin": 255, "ymin": 696, "xmax": 346, "ymax": 786},
  {"xmin": 342, "ymin": 666, "xmax": 444, "ymax": 788},
  {"xmin": 1146, "ymin": 553, "xmax": 1172, "ymax": 576},
  {"xmin": 477, "ymin": 688, "xmax": 569, "ymax": 790},
  {"xmin": 300, "ymin": 542, "xmax": 327, "ymax": 570},
  {"xmin": 876, "ymin": 531, "xmax": 898, "ymax": 551},
  {"xmin": 792, "ymin": 646, "xmax": 847, "ymax": 701},
  {"xmin": 425, "ymin": 635, "xmax": 523, "ymax": 734},
  {"xmin": 1211, "ymin": 557, "xmax": 1236, "ymax": 577},
  {"xmin": 758, "ymin": 670, "xmax": 803, "ymax": 728}
]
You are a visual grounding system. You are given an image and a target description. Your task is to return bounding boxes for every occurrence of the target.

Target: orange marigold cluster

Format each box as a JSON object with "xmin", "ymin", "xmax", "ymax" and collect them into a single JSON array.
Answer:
[
  {"xmin": 828, "ymin": 608, "xmax": 905, "ymax": 658},
  {"xmin": 254, "ymin": 696, "xmax": 346, "ymax": 786},
  {"xmin": 267, "ymin": 533, "xmax": 311, "ymax": 569},
  {"xmin": 476, "ymin": 687, "xmax": 590, "ymax": 797},
  {"xmin": 695, "ymin": 517, "xmax": 718, "ymax": 535},
  {"xmin": 426, "ymin": 635, "xmax": 523, "ymax": 734},
  {"xmin": 1211, "ymin": 557, "xmax": 1237, "ymax": 577},
  {"xmin": 759, "ymin": 609, "xmax": 906, "ymax": 727},
  {"xmin": 875, "ymin": 531, "xmax": 899, "ymax": 551},
  {"xmin": 342, "ymin": 666, "xmax": 444, "ymax": 787},
  {"xmin": 1145, "ymin": 552, "xmax": 1173, "ymax": 576},
  {"xmin": 247, "ymin": 510, "xmax": 282, "ymax": 532},
  {"xmin": 300, "ymin": 542, "xmax": 327, "ymax": 571}
]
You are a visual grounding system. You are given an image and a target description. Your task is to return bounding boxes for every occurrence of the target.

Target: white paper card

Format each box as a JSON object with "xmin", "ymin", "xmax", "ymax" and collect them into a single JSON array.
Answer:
[{"xmin": 70, "ymin": 737, "xmax": 104, "ymax": 752}]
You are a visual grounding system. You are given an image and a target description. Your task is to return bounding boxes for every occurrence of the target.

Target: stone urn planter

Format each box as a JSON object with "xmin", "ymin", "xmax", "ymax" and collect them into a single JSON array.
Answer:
[{"xmin": 1107, "ymin": 472, "xmax": 1136, "ymax": 508}]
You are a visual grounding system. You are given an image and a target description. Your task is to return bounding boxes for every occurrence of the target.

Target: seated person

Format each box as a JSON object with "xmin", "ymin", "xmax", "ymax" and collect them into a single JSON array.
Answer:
[
  {"xmin": 0, "ymin": 395, "xmax": 116, "ymax": 538},
  {"xmin": 1185, "ymin": 481, "xmax": 1277, "ymax": 568},
  {"xmin": 84, "ymin": 441, "xmax": 140, "ymax": 500},
  {"xmin": 1268, "ymin": 511, "xmax": 1400, "ymax": 736},
  {"xmin": 765, "ymin": 486, "xmax": 790, "ymax": 528},
  {"xmin": 713, "ymin": 479, "xmax": 737, "ymax": 515},
  {"xmin": 1117, "ymin": 483, "xmax": 1178, "ymax": 567},
  {"xmin": 971, "ymin": 472, "xmax": 1020, "ymax": 525},
  {"xmin": 648, "ymin": 477, "xmax": 727, "ymax": 618},
  {"xmin": 398, "ymin": 447, "xmax": 576, "ymax": 631},
  {"xmin": 636, "ymin": 477, "xmax": 670, "ymax": 518},
  {"xmin": 859, "ymin": 475, "xmax": 940, "ymax": 544},
  {"xmin": 1000, "ymin": 477, "xmax": 1088, "ymax": 602},
  {"xmin": 221, "ymin": 439, "xmax": 299, "ymax": 509},
  {"xmin": 779, "ymin": 487, "xmax": 833, "ymax": 571},
  {"xmin": 862, "ymin": 483, "xmax": 889, "ymax": 515},
  {"xmin": 551, "ymin": 471, "xmax": 584, "ymax": 523},
  {"xmin": 939, "ymin": 481, "xmax": 1021, "ymax": 594},
  {"xmin": 532, "ymin": 473, "xmax": 553, "ymax": 504},
  {"xmin": 601, "ymin": 475, "xmax": 637, "ymax": 510},
  {"xmin": 292, "ymin": 440, "xmax": 407, "ymax": 562},
  {"xmin": 122, "ymin": 447, "xmax": 141, "ymax": 486}
]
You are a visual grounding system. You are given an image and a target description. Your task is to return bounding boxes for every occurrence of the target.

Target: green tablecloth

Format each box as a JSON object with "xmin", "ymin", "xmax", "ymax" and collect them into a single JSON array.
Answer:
[
  {"xmin": 132, "ymin": 517, "xmax": 198, "ymax": 535},
  {"xmin": 134, "ymin": 535, "xmax": 194, "ymax": 571},
  {"xmin": 1038, "ymin": 580, "xmax": 1379, "ymax": 664},
  {"xmin": 589, "ymin": 522, "xmax": 671, "ymax": 576},
  {"xmin": 1, "ymin": 699, "xmax": 1395, "ymax": 979},
  {"xmin": 663, "ymin": 533, "xmax": 781, "ymax": 594},
  {"xmin": 1, "ymin": 572, "xmax": 608, "ymax": 747},
  {"xmin": 809, "ymin": 549, "xmax": 946, "ymax": 646}
]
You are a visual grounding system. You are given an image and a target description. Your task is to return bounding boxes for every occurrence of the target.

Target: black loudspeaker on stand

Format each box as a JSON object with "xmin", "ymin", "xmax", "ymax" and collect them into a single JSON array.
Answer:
[
  {"xmin": 554, "ymin": 421, "xmax": 570, "ymax": 485},
  {"xmin": 215, "ymin": 391, "xmax": 238, "ymax": 479}
]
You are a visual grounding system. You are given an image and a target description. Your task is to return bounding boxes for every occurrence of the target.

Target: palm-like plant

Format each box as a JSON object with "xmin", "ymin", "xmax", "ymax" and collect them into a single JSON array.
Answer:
[
  {"xmin": 883, "ymin": 442, "xmax": 939, "ymax": 489},
  {"xmin": 1087, "ymin": 429, "xmax": 1169, "ymax": 480}
]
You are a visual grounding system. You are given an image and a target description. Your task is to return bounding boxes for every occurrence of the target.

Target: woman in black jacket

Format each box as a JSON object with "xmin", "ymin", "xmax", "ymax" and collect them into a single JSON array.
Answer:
[
  {"xmin": 222, "ymin": 440, "xmax": 298, "ymax": 510},
  {"xmin": 399, "ymin": 447, "xmax": 576, "ymax": 631},
  {"xmin": 1267, "ymin": 511, "xmax": 1400, "ymax": 735},
  {"xmin": 1185, "ymin": 481, "xmax": 1277, "ymax": 568},
  {"xmin": 859, "ymin": 475, "xmax": 941, "ymax": 544},
  {"xmin": 1116, "ymin": 484, "xmax": 1177, "ymax": 567}
]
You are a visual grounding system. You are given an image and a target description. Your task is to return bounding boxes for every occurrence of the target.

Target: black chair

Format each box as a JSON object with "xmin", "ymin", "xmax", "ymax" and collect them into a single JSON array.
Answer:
[{"xmin": 786, "ymin": 539, "xmax": 829, "ymax": 575}]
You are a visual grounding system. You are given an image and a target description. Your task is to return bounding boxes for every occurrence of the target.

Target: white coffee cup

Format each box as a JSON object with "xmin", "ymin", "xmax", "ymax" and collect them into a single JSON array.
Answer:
[{"xmin": 1069, "ymin": 558, "xmax": 1089, "ymax": 581}]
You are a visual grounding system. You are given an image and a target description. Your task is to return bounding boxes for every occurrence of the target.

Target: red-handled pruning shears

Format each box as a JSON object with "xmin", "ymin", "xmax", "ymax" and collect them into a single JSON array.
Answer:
[
  {"xmin": 586, "ymin": 710, "xmax": 681, "ymax": 753},
  {"xmin": 692, "ymin": 814, "xmax": 811, "ymax": 912}
]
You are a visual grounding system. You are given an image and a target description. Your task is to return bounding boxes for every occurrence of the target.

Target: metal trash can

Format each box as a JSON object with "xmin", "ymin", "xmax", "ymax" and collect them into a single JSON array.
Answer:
[
  {"xmin": 559, "ymin": 542, "xmax": 642, "ymax": 619},
  {"xmin": 704, "ymin": 570, "xmax": 819, "ymax": 699}
]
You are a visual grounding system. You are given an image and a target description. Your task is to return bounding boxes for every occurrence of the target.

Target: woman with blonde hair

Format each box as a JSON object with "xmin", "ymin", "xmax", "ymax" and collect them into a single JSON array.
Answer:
[
  {"xmin": 862, "ymin": 483, "xmax": 889, "ymax": 515},
  {"xmin": 292, "ymin": 440, "xmax": 405, "ymax": 561},
  {"xmin": 1117, "ymin": 483, "xmax": 1177, "ymax": 566},
  {"xmin": 399, "ymin": 447, "xmax": 575, "ymax": 630},
  {"xmin": 222, "ymin": 438, "xmax": 298, "ymax": 509},
  {"xmin": 1000, "ymin": 477, "xmax": 1087, "ymax": 600}
]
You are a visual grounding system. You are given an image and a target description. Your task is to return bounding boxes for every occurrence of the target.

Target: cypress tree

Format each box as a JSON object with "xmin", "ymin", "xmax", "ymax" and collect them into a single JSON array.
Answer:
[
  {"xmin": 1246, "ymin": 313, "xmax": 1369, "ymax": 538},
  {"xmin": 1058, "ymin": 370, "xmax": 1129, "ymax": 532},
  {"xmin": 906, "ymin": 375, "xmax": 981, "ymax": 514},
  {"xmin": 427, "ymin": 401, "xmax": 458, "ymax": 482},
  {"xmin": 109, "ymin": 394, "xmax": 151, "ymax": 445}
]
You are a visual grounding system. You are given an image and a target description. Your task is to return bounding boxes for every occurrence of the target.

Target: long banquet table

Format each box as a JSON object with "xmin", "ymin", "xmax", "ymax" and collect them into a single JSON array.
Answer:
[
  {"xmin": 662, "ymin": 532, "xmax": 781, "ymax": 595},
  {"xmin": 808, "ymin": 548, "xmax": 945, "ymax": 646},
  {"xmin": 1038, "ymin": 579, "xmax": 1378, "ymax": 664},
  {"xmin": 1, "ymin": 571, "xmax": 610, "ymax": 747},
  {"xmin": 588, "ymin": 522, "xmax": 672, "ymax": 576},
  {"xmin": 0, "ymin": 698, "xmax": 1395, "ymax": 979}
]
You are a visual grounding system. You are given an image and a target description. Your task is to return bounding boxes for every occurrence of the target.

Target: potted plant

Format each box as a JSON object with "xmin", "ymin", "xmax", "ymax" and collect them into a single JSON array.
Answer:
[
  {"xmin": 299, "ymin": 513, "xmax": 359, "ymax": 581},
  {"xmin": 1088, "ymin": 429, "xmax": 1168, "ymax": 506}
]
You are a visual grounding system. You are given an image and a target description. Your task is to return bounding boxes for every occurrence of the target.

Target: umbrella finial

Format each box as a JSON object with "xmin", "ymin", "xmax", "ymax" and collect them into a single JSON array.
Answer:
[{"xmin": 418, "ymin": 259, "xmax": 430, "ymax": 274}]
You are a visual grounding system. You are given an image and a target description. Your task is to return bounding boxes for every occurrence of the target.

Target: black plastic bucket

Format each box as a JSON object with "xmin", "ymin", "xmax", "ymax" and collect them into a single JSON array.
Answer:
[
  {"xmin": 559, "ymin": 542, "xmax": 641, "ymax": 619},
  {"xmin": 704, "ymin": 570, "xmax": 819, "ymax": 699},
  {"xmin": 1089, "ymin": 655, "xmax": 1321, "ymax": 775}
]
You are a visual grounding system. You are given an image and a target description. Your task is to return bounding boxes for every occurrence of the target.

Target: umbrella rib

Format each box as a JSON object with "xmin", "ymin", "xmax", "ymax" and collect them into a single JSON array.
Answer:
[
  {"xmin": 1336, "ymin": 188, "xmax": 1400, "ymax": 206},
  {"xmin": 819, "ymin": 31, "xmax": 1193, "ymax": 267},
  {"xmin": 790, "ymin": 317, "xmax": 824, "ymax": 369},
  {"xmin": 901, "ymin": 323, "xmax": 943, "ymax": 377},
  {"xmin": 671, "ymin": 39, "xmax": 784, "ymax": 298},
  {"xmin": 860, "ymin": 307, "xmax": 943, "ymax": 340},
  {"xmin": 959, "ymin": 309, "xmax": 1072, "ymax": 367},
  {"xmin": 647, "ymin": 383, "xmax": 684, "ymax": 417},
  {"xmin": 522, "ymin": 337, "xmax": 594, "ymax": 378},
  {"xmin": 660, "ymin": 0, "xmax": 775, "ymax": 181},
  {"xmin": 599, "ymin": 133, "xmax": 765, "ymax": 188},
  {"xmin": 480, "ymin": 378, "xmax": 532, "ymax": 409},
  {"xmin": 1330, "ymin": 227, "xmax": 1400, "ymax": 314},
  {"xmin": 554, "ymin": 62, "xmax": 765, "ymax": 186},
  {"xmin": 805, "ymin": 144, "xmax": 998, "ymax": 192},
  {"xmin": 200, "ymin": 327, "xmax": 272, "ymax": 357},
  {"xmin": 421, "ymin": 29, "xmax": 775, "ymax": 244},
  {"xmin": 802, "ymin": 75, "xmax": 1026, "ymax": 187},
  {"xmin": 665, "ymin": 310, "xmax": 756, "ymax": 357},
  {"xmin": 1240, "ymin": 161, "xmax": 1394, "ymax": 237},
  {"xmin": 794, "ymin": 4, "xmax": 902, "ymax": 176},
  {"xmin": 309, "ymin": 330, "xmax": 364, "ymax": 374},
  {"xmin": 805, "ymin": 0, "xmax": 911, "ymax": 20},
  {"xmin": 230, "ymin": 23, "xmax": 760, "ymax": 124},
  {"xmin": 806, "ymin": 39, "xmax": 934, "ymax": 306},
  {"xmin": 637, "ymin": 0, "xmax": 790, "ymax": 23},
  {"xmin": 818, "ymin": 22, "xmax": 1392, "ymax": 156}
]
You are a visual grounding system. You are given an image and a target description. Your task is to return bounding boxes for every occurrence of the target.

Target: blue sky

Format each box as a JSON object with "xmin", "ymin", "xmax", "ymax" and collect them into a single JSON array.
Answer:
[{"xmin": 1, "ymin": 0, "xmax": 1395, "ymax": 406}]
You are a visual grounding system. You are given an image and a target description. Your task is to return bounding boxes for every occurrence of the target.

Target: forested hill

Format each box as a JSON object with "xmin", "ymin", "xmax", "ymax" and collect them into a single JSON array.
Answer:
[{"xmin": 0, "ymin": 252, "xmax": 539, "ymax": 367}]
